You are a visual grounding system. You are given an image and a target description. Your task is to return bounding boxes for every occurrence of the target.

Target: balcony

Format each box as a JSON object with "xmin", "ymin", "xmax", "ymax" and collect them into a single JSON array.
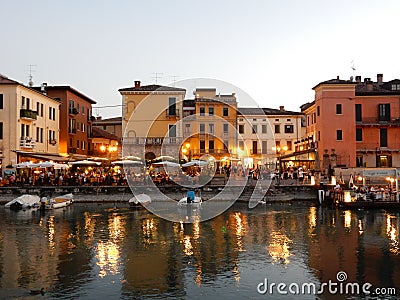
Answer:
[
  {"xmin": 357, "ymin": 117, "xmax": 400, "ymax": 126},
  {"xmin": 20, "ymin": 137, "xmax": 36, "ymax": 149},
  {"xmin": 122, "ymin": 136, "xmax": 182, "ymax": 145},
  {"xmin": 20, "ymin": 109, "xmax": 38, "ymax": 120},
  {"xmin": 69, "ymin": 107, "xmax": 79, "ymax": 115},
  {"xmin": 69, "ymin": 128, "xmax": 77, "ymax": 134},
  {"xmin": 166, "ymin": 109, "xmax": 179, "ymax": 118},
  {"xmin": 49, "ymin": 139, "xmax": 57, "ymax": 145}
]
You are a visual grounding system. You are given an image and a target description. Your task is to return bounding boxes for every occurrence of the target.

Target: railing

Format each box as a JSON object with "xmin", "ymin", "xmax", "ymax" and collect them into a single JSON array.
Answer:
[
  {"xmin": 191, "ymin": 149, "xmax": 230, "ymax": 155},
  {"xmin": 69, "ymin": 107, "xmax": 79, "ymax": 115},
  {"xmin": 20, "ymin": 138, "xmax": 36, "ymax": 149},
  {"xmin": 166, "ymin": 109, "xmax": 179, "ymax": 118},
  {"xmin": 251, "ymin": 149, "xmax": 261, "ymax": 155},
  {"xmin": 357, "ymin": 117, "xmax": 400, "ymax": 125},
  {"xmin": 20, "ymin": 109, "xmax": 38, "ymax": 120},
  {"xmin": 122, "ymin": 137, "xmax": 182, "ymax": 145}
]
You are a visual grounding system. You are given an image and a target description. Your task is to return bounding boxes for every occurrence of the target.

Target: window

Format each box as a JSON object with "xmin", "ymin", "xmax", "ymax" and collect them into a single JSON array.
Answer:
[
  {"xmin": 185, "ymin": 124, "xmax": 190, "ymax": 133},
  {"xmin": 208, "ymin": 123, "xmax": 214, "ymax": 134},
  {"xmin": 380, "ymin": 128, "xmax": 388, "ymax": 147},
  {"xmin": 336, "ymin": 130, "xmax": 343, "ymax": 141},
  {"xmin": 0, "ymin": 122, "xmax": 3, "ymax": 139},
  {"xmin": 355, "ymin": 104, "xmax": 362, "ymax": 122},
  {"xmin": 262, "ymin": 141, "xmax": 268, "ymax": 154},
  {"xmin": 287, "ymin": 119, "xmax": 291, "ymax": 122},
  {"xmin": 40, "ymin": 128, "xmax": 43, "ymax": 143},
  {"xmin": 199, "ymin": 123, "xmax": 205, "ymax": 133},
  {"xmin": 239, "ymin": 141, "xmax": 244, "ymax": 150},
  {"xmin": 36, "ymin": 127, "xmax": 39, "ymax": 142},
  {"xmin": 238, "ymin": 124, "xmax": 244, "ymax": 134},
  {"xmin": 252, "ymin": 125, "xmax": 257, "ymax": 134},
  {"xmin": 317, "ymin": 106, "xmax": 320, "ymax": 116},
  {"xmin": 36, "ymin": 102, "xmax": 40, "ymax": 115},
  {"xmin": 262, "ymin": 125, "xmax": 267, "ymax": 134},
  {"xmin": 209, "ymin": 140, "xmax": 214, "ymax": 151},
  {"xmin": 391, "ymin": 84, "xmax": 400, "ymax": 90},
  {"xmin": 287, "ymin": 141, "xmax": 292, "ymax": 151},
  {"xmin": 200, "ymin": 140, "xmax": 205, "ymax": 150},
  {"xmin": 77, "ymin": 103, "xmax": 80, "ymax": 111},
  {"xmin": 82, "ymin": 123, "xmax": 85, "ymax": 132},
  {"xmin": 82, "ymin": 105, "xmax": 85, "ymax": 114},
  {"xmin": 40, "ymin": 104, "xmax": 44, "ymax": 117},
  {"xmin": 274, "ymin": 124, "xmax": 280, "ymax": 133},
  {"xmin": 223, "ymin": 123, "xmax": 228, "ymax": 135},
  {"xmin": 208, "ymin": 106, "xmax": 214, "ymax": 116},
  {"xmin": 284, "ymin": 125, "xmax": 294, "ymax": 133},
  {"xmin": 275, "ymin": 119, "xmax": 279, "ymax": 122},
  {"xmin": 318, "ymin": 131, "xmax": 320, "ymax": 141},
  {"xmin": 199, "ymin": 106, "xmax": 205, "ymax": 116},
  {"xmin": 77, "ymin": 140, "xmax": 80, "ymax": 149},
  {"xmin": 168, "ymin": 124, "xmax": 176, "ymax": 137},
  {"xmin": 253, "ymin": 118, "xmax": 257, "ymax": 121},
  {"xmin": 82, "ymin": 140, "xmax": 85, "ymax": 150},
  {"xmin": 223, "ymin": 140, "xmax": 229, "ymax": 150},
  {"xmin": 252, "ymin": 141, "xmax": 258, "ymax": 154},
  {"xmin": 356, "ymin": 128, "xmax": 362, "ymax": 141},
  {"xmin": 378, "ymin": 104, "xmax": 390, "ymax": 121},
  {"xmin": 168, "ymin": 97, "xmax": 176, "ymax": 116},
  {"xmin": 0, "ymin": 94, "xmax": 3, "ymax": 109},
  {"xmin": 223, "ymin": 107, "xmax": 229, "ymax": 116},
  {"xmin": 336, "ymin": 104, "xmax": 342, "ymax": 114}
]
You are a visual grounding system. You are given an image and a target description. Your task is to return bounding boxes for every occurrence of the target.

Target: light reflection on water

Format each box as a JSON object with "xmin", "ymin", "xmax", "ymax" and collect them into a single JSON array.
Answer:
[{"xmin": 0, "ymin": 203, "xmax": 399, "ymax": 299}]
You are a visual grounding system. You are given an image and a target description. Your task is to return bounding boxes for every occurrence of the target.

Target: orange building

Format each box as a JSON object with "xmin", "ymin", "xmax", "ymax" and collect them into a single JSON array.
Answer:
[{"xmin": 301, "ymin": 74, "xmax": 400, "ymax": 172}]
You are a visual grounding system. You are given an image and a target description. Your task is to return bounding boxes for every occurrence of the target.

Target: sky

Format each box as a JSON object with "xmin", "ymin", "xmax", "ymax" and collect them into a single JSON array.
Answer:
[{"xmin": 2, "ymin": 0, "xmax": 400, "ymax": 118}]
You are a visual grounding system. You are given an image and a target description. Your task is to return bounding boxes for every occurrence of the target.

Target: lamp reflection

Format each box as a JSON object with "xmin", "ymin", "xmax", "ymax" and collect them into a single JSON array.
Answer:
[
  {"xmin": 47, "ymin": 215, "xmax": 56, "ymax": 254},
  {"xmin": 267, "ymin": 231, "xmax": 292, "ymax": 264},
  {"xmin": 386, "ymin": 214, "xmax": 399, "ymax": 254},
  {"xmin": 344, "ymin": 211, "xmax": 352, "ymax": 229},
  {"xmin": 308, "ymin": 206, "xmax": 317, "ymax": 231}
]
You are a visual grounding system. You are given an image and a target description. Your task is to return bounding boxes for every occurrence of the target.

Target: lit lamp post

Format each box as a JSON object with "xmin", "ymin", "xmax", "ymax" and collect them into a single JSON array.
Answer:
[
  {"xmin": 181, "ymin": 142, "xmax": 191, "ymax": 162},
  {"xmin": 272, "ymin": 145, "xmax": 288, "ymax": 184},
  {"xmin": 100, "ymin": 144, "xmax": 118, "ymax": 159}
]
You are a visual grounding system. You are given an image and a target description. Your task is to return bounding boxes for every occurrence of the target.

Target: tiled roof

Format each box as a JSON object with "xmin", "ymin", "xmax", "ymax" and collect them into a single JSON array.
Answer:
[
  {"xmin": 118, "ymin": 84, "xmax": 186, "ymax": 92},
  {"xmin": 32, "ymin": 85, "xmax": 97, "ymax": 104},
  {"xmin": 93, "ymin": 116, "xmax": 122, "ymax": 123},
  {"xmin": 92, "ymin": 127, "xmax": 118, "ymax": 140},
  {"xmin": 355, "ymin": 79, "xmax": 400, "ymax": 96},
  {"xmin": 0, "ymin": 74, "xmax": 19, "ymax": 84},
  {"xmin": 237, "ymin": 107, "xmax": 302, "ymax": 116},
  {"xmin": 313, "ymin": 78, "xmax": 357, "ymax": 89}
]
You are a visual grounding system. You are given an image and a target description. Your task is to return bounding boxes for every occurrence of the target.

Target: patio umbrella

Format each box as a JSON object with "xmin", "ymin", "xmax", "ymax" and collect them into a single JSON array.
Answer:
[
  {"xmin": 181, "ymin": 160, "xmax": 208, "ymax": 167},
  {"xmin": 69, "ymin": 160, "xmax": 101, "ymax": 166},
  {"xmin": 13, "ymin": 162, "xmax": 32, "ymax": 168},
  {"xmin": 29, "ymin": 162, "xmax": 55, "ymax": 168},
  {"xmin": 53, "ymin": 163, "xmax": 70, "ymax": 170},
  {"xmin": 112, "ymin": 160, "xmax": 144, "ymax": 165},
  {"xmin": 152, "ymin": 161, "xmax": 181, "ymax": 167},
  {"xmin": 151, "ymin": 155, "xmax": 177, "ymax": 162}
]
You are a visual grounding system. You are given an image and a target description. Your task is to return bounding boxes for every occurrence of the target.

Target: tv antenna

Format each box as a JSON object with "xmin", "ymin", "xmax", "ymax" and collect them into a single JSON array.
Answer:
[
  {"xmin": 170, "ymin": 75, "xmax": 180, "ymax": 87},
  {"xmin": 151, "ymin": 72, "xmax": 163, "ymax": 84},
  {"xmin": 27, "ymin": 64, "xmax": 37, "ymax": 87},
  {"xmin": 350, "ymin": 60, "xmax": 356, "ymax": 77}
]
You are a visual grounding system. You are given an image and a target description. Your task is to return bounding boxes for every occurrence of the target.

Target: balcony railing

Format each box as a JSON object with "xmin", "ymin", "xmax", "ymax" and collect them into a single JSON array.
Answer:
[
  {"xmin": 20, "ymin": 109, "xmax": 38, "ymax": 120},
  {"xmin": 20, "ymin": 137, "xmax": 36, "ymax": 149},
  {"xmin": 191, "ymin": 149, "xmax": 229, "ymax": 155},
  {"xmin": 69, "ymin": 107, "xmax": 79, "ymax": 115},
  {"xmin": 123, "ymin": 137, "xmax": 182, "ymax": 145},
  {"xmin": 166, "ymin": 109, "xmax": 179, "ymax": 118},
  {"xmin": 357, "ymin": 117, "xmax": 400, "ymax": 126}
]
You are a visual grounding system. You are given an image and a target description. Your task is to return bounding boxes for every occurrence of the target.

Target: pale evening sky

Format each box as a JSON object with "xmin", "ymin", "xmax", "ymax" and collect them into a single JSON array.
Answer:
[{"xmin": 1, "ymin": 0, "xmax": 400, "ymax": 118}]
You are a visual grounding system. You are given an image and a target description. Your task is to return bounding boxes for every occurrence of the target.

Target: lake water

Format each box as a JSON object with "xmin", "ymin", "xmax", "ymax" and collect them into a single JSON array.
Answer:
[{"xmin": 0, "ymin": 201, "xmax": 399, "ymax": 299}]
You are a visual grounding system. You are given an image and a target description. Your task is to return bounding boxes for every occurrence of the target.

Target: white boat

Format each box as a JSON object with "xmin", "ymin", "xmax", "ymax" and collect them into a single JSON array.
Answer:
[
  {"xmin": 129, "ymin": 193, "xmax": 151, "ymax": 208},
  {"xmin": 5, "ymin": 194, "xmax": 41, "ymax": 210},
  {"xmin": 178, "ymin": 196, "xmax": 202, "ymax": 207},
  {"xmin": 44, "ymin": 193, "xmax": 74, "ymax": 210}
]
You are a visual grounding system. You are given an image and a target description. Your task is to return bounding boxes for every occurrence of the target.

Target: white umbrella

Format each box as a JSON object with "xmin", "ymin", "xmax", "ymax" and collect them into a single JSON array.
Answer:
[
  {"xmin": 112, "ymin": 160, "xmax": 143, "ymax": 165},
  {"xmin": 182, "ymin": 160, "xmax": 208, "ymax": 167},
  {"xmin": 152, "ymin": 155, "xmax": 176, "ymax": 162},
  {"xmin": 153, "ymin": 161, "xmax": 181, "ymax": 167},
  {"xmin": 30, "ymin": 162, "xmax": 55, "ymax": 168},
  {"xmin": 122, "ymin": 155, "xmax": 142, "ymax": 161},
  {"xmin": 69, "ymin": 160, "xmax": 101, "ymax": 166},
  {"xmin": 13, "ymin": 162, "xmax": 32, "ymax": 168},
  {"xmin": 53, "ymin": 163, "xmax": 70, "ymax": 170}
]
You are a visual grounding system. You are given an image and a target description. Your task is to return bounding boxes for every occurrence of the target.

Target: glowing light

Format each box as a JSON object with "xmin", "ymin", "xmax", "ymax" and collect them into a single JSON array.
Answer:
[
  {"xmin": 100, "ymin": 145, "xmax": 106, "ymax": 152},
  {"xmin": 310, "ymin": 176, "xmax": 315, "ymax": 185},
  {"xmin": 331, "ymin": 176, "xmax": 336, "ymax": 186},
  {"xmin": 267, "ymin": 231, "xmax": 292, "ymax": 264},
  {"xmin": 308, "ymin": 206, "xmax": 317, "ymax": 230},
  {"xmin": 344, "ymin": 210, "xmax": 352, "ymax": 229},
  {"xmin": 386, "ymin": 214, "xmax": 399, "ymax": 254},
  {"xmin": 183, "ymin": 235, "xmax": 193, "ymax": 256},
  {"xmin": 358, "ymin": 219, "xmax": 364, "ymax": 235},
  {"xmin": 344, "ymin": 191, "xmax": 352, "ymax": 202}
]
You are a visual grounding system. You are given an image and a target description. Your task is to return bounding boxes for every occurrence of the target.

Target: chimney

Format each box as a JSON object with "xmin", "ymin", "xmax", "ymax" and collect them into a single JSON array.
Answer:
[
  {"xmin": 364, "ymin": 78, "xmax": 371, "ymax": 82},
  {"xmin": 366, "ymin": 80, "xmax": 373, "ymax": 91},
  {"xmin": 279, "ymin": 106, "xmax": 285, "ymax": 111},
  {"xmin": 355, "ymin": 76, "xmax": 361, "ymax": 83},
  {"xmin": 134, "ymin": 80, "xmax": 141, "ymax": 88},
  {"xmin": 41, "ymin": 82, "xmax": 47, "ymax": 95},
  {"xmin": 377, "ymin": 73, "xmax": 383, "ymax": 84},
  {"xmin": 336, "ymin": 76, "xmax": 340, "ymax": 80}
]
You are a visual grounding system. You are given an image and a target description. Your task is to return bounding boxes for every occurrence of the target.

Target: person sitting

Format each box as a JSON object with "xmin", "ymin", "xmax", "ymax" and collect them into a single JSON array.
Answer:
[{"xmin": 187, "ymin": 190, "xmax": 195, "ymax": 203}]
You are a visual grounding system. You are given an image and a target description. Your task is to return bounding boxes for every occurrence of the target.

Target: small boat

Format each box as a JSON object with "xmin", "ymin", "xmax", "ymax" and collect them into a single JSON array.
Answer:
[
  {"xmin": 5, "ymin": 195, "xmax": 41, "ymax": 210},
  {"xmin": 178, "ymin": 196, "xmax": 202, "ymax": 207},
  {"xmin": 129, "ymin": 193, "xmax": 151, "ymax": 208},
  {"xmin": 44, "ymin": 193, "xmax": 73, "ymax": 210}
]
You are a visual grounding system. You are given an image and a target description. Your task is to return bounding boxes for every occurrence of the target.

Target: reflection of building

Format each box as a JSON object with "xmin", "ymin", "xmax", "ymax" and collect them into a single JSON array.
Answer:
[
  {"xmin": 237, "ymin": 106, "xmax": 304, "ymax": 169},
  {"xmin": 0, "ymin": 75, "xmax": 61, "ymax": 173},
  {"xmin": 181, "ymin": 88, "xmax": 238, "ymax": 165},
  {"xmin": 33, "ymin": 84, "xmax": 97, "ymax": 158},
  {"xmin": 301, "ymin": 74, "xmax": 400, "ymax": 170},
  {"xmin": 119, "ymin": 81, "xmax": 186, "ymax": 160},
  {"xmin": 91, "ymin": 127, "xmax": 119, "ymax": 159}
]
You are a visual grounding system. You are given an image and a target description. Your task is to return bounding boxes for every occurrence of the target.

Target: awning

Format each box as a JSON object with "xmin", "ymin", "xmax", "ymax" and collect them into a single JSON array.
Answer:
[{"xmin": 15, "ymin": 151, "xmax": 69, "ymax": 162}]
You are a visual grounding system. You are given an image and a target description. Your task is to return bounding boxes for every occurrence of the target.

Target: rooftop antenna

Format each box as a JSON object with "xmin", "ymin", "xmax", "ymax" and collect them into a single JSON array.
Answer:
[
  {"xmin": 170, "ymin": 75, "xmax": 180, "ymax": 87},
  {"xmin": 151, "ymin": 72, "xmax": 163, "ymax": 84},
  {"xmin": 27, "ymin": 64, "xmax": 37, "ymax": 87},
  {"xmin": 350, "ymin": 60, "xmax": 356, "ymax": 77}
]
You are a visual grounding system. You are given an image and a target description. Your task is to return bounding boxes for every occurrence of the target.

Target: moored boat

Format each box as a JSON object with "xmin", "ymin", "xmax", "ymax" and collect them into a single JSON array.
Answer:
[
  {"xmin": 129, "ymin": 193, "xmax": 151, "ymax": 208},
  {"xmin": 5, "ymin": 195, "xmax": 41, "ymax": 210},
  {"xmin": 177, "ymin": 196, "xmax": 202, "ymax": 207},
  {"xmin": 44, "ymin": 193, "xmax": 74, "ymax": 210}
]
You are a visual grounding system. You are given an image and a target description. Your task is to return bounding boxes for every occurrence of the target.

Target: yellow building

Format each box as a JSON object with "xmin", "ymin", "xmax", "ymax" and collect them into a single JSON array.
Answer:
[
  {"xmin": 181, "ymin": 88, "xmax": 238, "ymax": 165},
  {"xmin": 119, "ymin": 81, "xmax": 186, "ymax": 160},
  {"xmin": 0, "ymin": 75, "xmax": 60, "ymax": 174}
]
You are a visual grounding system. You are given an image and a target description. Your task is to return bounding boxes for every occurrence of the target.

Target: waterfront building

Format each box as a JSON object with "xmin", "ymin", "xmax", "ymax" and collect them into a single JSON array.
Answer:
[
  {"xmin": 237, "ymin": 106, "xmax": 304, "ymax": 169},
  {"xmin": 119, "ymin": 81, "xmax": 186, "ymax": 160},
  {"xmin": 91, "ymin": 127, "xmax": 119, "ymax": 160},
  {"xmin": 32, "ymin": 84, "xmax": 97, "ymax": 159},
  {"xmin": 301, "ymin": 74, "xmax": 400, "ymax": 172},
  {"xmin": 181, "ymin": 88, "xmax": 238, "ymax": 166},
  {"xmin": 301, "ymin": 73, "xmax": 400, "ymax": 173},
  {"xmin": 92, "ymin": 116, "xmax": 122, "ymax": 156},
  {"xmin": 0, "ymin": 75, "xmax": 61, "ymax": 174}
]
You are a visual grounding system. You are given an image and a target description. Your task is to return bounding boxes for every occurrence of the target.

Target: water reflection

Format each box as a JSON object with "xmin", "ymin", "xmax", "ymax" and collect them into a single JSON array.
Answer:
[{"xmin": 0, "ymin": 204, "xmax": 399, "ymax": 299}]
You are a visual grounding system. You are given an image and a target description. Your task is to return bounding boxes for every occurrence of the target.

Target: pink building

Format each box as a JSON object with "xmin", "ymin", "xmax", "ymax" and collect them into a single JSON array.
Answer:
[{"xmin": 301, "ymin": 74, "xmax": 400, "ymax": 173}]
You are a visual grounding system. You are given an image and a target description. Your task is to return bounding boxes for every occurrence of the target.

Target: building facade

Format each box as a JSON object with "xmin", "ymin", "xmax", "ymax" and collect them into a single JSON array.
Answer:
[
  {"xmin": 0, "ymin": 75, "xmax": 60, "ymax": 174},
  {"xmin": 301, "ymin": 74, "xmax": 400, "ymax": 172},
  {"xmin": 33, "ymin": 85, "xmax": 96, "ymax": 158},
  {"xmin": 119, "ymin": 81, "xmax": 186, "ymax": 160}
]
